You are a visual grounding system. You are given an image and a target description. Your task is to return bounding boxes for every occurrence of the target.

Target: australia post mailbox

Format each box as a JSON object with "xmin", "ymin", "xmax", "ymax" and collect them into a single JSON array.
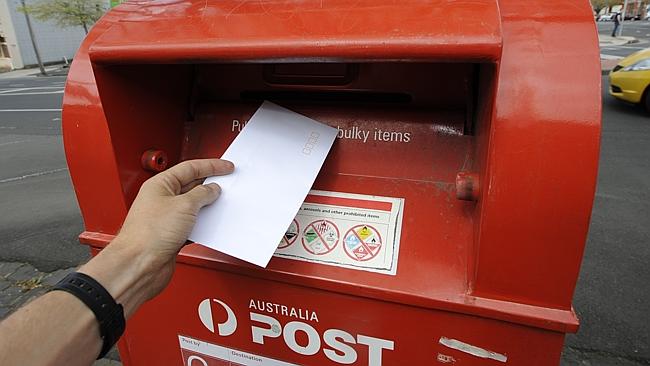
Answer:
[{"xmin": 62, "ymin": 1, "xmax": 601, "ymax": 365}]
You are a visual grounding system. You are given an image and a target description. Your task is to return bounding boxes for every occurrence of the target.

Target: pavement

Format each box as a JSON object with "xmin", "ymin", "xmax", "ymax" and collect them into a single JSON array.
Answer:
[
  {"xmin": 1, "ymin": 43, "xmax": 649, "ymax": 365},
  {"xmin": 0, "ymin": 64, "xmax": 70, "ymax": 78}
]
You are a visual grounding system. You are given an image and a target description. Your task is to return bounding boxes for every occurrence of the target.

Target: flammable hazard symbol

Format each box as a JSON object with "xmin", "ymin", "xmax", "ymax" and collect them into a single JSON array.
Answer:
[
  {"xmin": 278, "ymin": 219, "xmax": 299, "ymax": 249},
  {"xmin": 343, "ymin": 225, "xmax": 382, "ymax": 261},
  {"xmin": 302, "ymin": 219, "xmax": 340, "ymax": 255}
]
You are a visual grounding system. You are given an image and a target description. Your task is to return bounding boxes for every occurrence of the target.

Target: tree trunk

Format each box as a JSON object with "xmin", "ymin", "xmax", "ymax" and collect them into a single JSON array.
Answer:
[
  {"xmin": 20, "ymin": 0, "xmax": 47, "ymax": 76},
  {"xmin": 82, "ymin": 21, "xmax": 88, "ymax": 34}
]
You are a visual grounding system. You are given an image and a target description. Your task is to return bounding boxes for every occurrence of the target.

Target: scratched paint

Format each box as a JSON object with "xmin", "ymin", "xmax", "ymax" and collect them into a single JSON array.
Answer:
[{"xmin": 439, "ymin": 337, "xmax": 507, "ymax": 363}]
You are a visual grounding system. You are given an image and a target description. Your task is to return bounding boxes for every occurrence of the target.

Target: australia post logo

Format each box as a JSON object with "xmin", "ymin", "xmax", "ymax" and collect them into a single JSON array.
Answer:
[
  {"xmin": 196, "ymin": 298, "xmax": 395, "ymax": 366},
  {"xmin": 198, "ymin": 298, "xmax": 237, "ymax": 336}
]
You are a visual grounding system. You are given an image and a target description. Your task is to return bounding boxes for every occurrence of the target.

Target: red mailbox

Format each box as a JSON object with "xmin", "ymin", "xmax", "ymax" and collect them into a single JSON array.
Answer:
[{"xmin": 62, "ymin": 1, "xmax": 601, "ymax": 365}]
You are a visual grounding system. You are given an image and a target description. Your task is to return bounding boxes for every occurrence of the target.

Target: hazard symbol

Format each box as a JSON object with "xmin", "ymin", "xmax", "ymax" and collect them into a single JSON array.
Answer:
[
  {"xmin": 343, "ymin": 225, "xmax": 382, "ymax": 261},
  {"xmin": 302, "ymin": 220, "xmax": 340, "ymax": 255},
  {"xmin": 278, "ymin": 219, "xmax": 299, "ymax": 249}
]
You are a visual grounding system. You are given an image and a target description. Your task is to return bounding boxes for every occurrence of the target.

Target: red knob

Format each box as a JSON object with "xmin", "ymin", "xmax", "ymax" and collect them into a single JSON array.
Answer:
[{"xmin": 141, "ymin": 150, "xmax": 168, "ymax": 172}]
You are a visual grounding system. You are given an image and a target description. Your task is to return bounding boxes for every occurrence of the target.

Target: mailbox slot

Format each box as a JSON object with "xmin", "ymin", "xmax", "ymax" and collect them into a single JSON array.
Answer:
[
  {"xmin": 90, "ymin": 61, "xmax": 496, "ymax": 306},
  {"xmin": 93, "ymin": 62, "xmax": 495, "ymax": 204}
]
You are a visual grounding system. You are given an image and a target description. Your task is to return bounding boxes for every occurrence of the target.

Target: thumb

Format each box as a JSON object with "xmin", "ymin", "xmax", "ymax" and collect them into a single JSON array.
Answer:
[{"xmin": 181, "ymin": 183, "xmax": 221, "ymax": 212}]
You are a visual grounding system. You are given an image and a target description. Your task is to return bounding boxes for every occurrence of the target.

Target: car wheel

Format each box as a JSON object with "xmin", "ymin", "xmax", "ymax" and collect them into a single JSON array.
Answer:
[{"xmin": 644, "ymin": 88, "xmax": 650, "ymax": 113}]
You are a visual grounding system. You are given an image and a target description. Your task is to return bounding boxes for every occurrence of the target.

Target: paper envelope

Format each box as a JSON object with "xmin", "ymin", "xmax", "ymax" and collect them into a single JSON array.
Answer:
[{"xmin": 189, "ymin": 101, "xmax": 338, "ymax": 267}]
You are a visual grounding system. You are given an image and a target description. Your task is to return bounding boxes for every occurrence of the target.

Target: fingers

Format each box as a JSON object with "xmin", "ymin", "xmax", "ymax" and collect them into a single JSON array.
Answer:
[
  {"xmin": 180, "ymin": 183, "xmax": 222, "ymax": 212},
  {"xmin": 180, "ymin": 179, "xmax": 204, "ymax": 194},
  {"xmin": 160, "ymin": 159, "xmax": 234, "ymax": 191}
]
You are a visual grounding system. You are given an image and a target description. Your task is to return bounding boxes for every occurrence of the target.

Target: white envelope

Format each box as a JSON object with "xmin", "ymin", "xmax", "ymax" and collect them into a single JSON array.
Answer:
[{"xmin": 189, "ymin": 101, "xmax": 338, "ymax": 267}]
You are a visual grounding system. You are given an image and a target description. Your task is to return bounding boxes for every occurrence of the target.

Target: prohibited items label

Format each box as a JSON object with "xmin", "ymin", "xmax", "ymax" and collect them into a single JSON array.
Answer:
[{"xmin": 274, "ymin": 190, "xmax": 404, "ymax": 275}]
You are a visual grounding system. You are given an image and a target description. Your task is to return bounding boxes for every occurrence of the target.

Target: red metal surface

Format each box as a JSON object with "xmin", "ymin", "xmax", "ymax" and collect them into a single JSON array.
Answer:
[
  {"xmin": 472, "ymin": 1, "xmax": 602, "ymax": 310},
  {"xmin": 88, "ymin": 0, "xmax": 501, "ymax": 64},
  {"xmin": 63, "ymin": 1, "xmax": 601, "ymax": 365}
]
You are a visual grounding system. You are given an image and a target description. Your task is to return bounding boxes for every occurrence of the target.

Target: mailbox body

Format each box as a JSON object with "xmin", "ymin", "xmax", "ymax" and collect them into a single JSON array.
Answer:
[{"xmin": 62, "ymin": 1, "xmax": 601, "ymax": 365}]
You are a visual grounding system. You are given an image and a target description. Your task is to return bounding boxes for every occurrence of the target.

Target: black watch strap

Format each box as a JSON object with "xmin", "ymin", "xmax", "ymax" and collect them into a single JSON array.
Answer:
[{"xmin": 51, "ymin": 272, "xmax": 126, "ymax": 359}]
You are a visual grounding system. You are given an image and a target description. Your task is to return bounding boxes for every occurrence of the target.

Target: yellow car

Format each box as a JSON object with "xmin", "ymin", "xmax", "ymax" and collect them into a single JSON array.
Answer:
[{"xmin": 609, "ymin": 48, "xmax": 650, "ymax": 111}]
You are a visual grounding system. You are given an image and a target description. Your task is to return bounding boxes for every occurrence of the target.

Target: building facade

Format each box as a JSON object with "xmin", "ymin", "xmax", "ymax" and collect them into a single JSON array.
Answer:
[{"xmin": 0, "ymin": 0, "xmax": 107, "ymax": 70}]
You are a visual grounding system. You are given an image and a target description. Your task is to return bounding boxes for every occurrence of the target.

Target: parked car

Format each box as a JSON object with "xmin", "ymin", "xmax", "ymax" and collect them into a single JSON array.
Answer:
[
  {"xmin": 599, "ymin": 13, "xmax": 615, "ymax": 21},
  {"xmin": 609, "ymin": 48, "xmax": 650, "ymax": 112}
]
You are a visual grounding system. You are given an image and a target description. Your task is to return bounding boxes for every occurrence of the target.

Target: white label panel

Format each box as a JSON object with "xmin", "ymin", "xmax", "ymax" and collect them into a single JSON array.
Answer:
[
  {"xmin": 274, "ymin": 190, "xmax": 404, "ymax": 275},
  {"xmin": 179, "ymin": 335, "xmax": 298, "ymax": 366}
]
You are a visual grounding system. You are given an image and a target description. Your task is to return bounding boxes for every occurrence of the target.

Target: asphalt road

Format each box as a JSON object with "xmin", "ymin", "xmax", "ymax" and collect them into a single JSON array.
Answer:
[
  {"xmin": 0, "ymin": 70, "xmax": 648, "ymax": 364},
  {"xmin": 0, "ymin": 73, "xmax": 88, "ymax": 271},
  {"xmin": 599, "ymin": 20, "xmax": 650, "ymax": 57}
]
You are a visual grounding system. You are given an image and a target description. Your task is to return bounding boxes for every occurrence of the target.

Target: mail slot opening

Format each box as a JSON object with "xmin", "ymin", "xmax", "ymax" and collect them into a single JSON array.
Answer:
[
  {"xmin": 92, "ymin": 62, "xmax": 496, "ymax": 206},
  {"xmin": 263, "ymin": 63, "xmax": 359, "ymax": 85},
  {"xmin": 239, "ymin": 90, "xmax": 412, "ymax": 104}
]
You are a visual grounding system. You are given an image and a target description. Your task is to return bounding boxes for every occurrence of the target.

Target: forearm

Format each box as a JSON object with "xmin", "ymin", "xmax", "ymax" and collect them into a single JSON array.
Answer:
[
  {"xmin": 0, "ymin": 291, "xmax": 100, "ymax": 366},
  {"xmin": 0, "ymin": 159, "xmax": 231, "ymax": 365},
  {"xmin": 0, "ymin": 236, "xmax": 152, "ymax": 365}
]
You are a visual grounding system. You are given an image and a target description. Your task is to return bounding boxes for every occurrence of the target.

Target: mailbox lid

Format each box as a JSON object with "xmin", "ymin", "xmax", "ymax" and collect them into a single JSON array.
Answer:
[{"xmin": 89, "ymin": 0, "xmax": 502, "ymax": 63}]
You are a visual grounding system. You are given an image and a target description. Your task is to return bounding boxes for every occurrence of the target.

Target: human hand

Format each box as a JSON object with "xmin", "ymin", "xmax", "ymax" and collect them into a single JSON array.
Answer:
[
  {"xmin": 123, "ymin": 158, "xmax": 233, "ymax": 260},
  {"xmin": 80, "ymin": 159, "xmax": 234, "ymax": 315}
]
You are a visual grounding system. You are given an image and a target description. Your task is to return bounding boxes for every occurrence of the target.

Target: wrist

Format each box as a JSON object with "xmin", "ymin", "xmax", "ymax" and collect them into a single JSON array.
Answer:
[{"xmin": 78, "ymin": 236, "xmax": 155, "ymax": 318}]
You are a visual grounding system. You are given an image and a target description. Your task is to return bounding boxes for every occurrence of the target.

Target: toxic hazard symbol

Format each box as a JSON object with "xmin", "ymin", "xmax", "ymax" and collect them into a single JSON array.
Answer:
[
  {"xmin": 302, "ymin": 220, "xmax": 339, "ymax": 255},
  {"xmin": 278, "ymin": 219, "xmax": 299, "ymax": 249},
  {"xmin": 343, "ymin": 225, "xmax": 382, "ymax": 261}
]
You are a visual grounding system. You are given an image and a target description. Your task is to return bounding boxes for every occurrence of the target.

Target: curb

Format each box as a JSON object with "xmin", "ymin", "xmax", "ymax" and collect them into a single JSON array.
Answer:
[
  {"xmin": 601, "ymin": 58, "xmax": 623, "ymax": 76},
  {"xmin": 598, "ymin": 35, "xmax": 639, "ymax": 47},
  {"xmin": 0, "ymin": 64, "xmax": 68, "ymax": 79}
]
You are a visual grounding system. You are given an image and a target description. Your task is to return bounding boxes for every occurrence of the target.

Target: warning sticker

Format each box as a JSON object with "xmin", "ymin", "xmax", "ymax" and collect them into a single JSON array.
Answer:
[
  {"xmin": 344, "ymin": 225, "xmax": 382, "ymax": 261},
  {"xmin": 302, "ymin": 219, "xmax": 340, "ymax": 255},
  {"xmin": 275, "ymin": 190, "xmax": 404, "ymax": 275},
  {"xmin": 179, "ymin": 335, "xmax": 297, "ymax": 366}
]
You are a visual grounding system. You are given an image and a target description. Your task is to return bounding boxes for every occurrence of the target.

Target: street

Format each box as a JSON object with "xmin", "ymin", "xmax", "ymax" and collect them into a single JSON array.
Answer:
[
  {"xmin": 599, "ymin": 20, "xmax": 650, "ymax": 57},
  {"xmin": 0, "ymin": 73, "xmax": 88, "ymax": 272},
  {"xmin": 0, "ymin": 65, "xmax": 649, "ymax": 364}
]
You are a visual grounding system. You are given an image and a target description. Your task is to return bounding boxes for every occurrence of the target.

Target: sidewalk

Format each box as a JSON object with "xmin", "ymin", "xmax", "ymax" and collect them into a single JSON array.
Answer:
[
  {"xmin": 0, "ymin": 261, "xmax": 121, "ymax": 365},
  {"xmin": 601, "ymin": 56, "xmax": 622, "ymax": 75},
  {"xmin": 0, "ymin": 64, "xmax": 69, "ymax": 79},
  {"xmin": 599, "ymin": 34, "xmax": 639, "ymax": 47},
  {"xmin": 599, "ymin": 34, "xmax": 638, "ymax": 75}
]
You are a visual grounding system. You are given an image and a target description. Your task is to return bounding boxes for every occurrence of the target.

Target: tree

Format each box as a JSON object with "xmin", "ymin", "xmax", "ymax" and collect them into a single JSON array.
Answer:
[
  {"xmin": 591, "ymin": 0, "xmax": 621, "ymax": 14},
  {"xmin": 22, "ymin": 0, "xmax": 106, "ymax": 34},
  {"xmin": 19, "ymin": 0, "xmax": 47, "ymax": 75}
]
